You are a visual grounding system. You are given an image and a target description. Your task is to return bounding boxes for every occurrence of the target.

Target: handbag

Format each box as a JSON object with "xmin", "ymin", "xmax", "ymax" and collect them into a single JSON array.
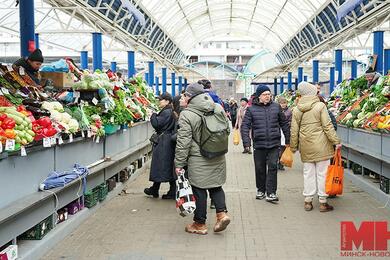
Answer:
[
  {"xmin": 325, "ymin": 149, "xmax": 344, "ymax": 195},
  {"xmin": 149, "ymin": 132, "xmax": 163, "ymax": 145},
  {"xmin": 175, "ymin": 171, "xmax": 196, "ymax": 217},
  {"xmin": 233, "ymin": 129, "xmax": 240, "ymax": 145}
]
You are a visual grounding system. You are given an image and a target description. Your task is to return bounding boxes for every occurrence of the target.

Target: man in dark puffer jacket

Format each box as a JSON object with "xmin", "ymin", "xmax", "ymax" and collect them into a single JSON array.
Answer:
[{"xmin": 241, "ymin": 85, "xmax": 291, "ymax": 202}]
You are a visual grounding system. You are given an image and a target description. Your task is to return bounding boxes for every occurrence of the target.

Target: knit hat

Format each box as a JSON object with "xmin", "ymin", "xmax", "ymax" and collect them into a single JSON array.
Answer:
[
  {"xmin": 240, "ymin": 97, "xmax": 248, "ymax": 103},
  {"xmin": 184, "ymin": 83, "xmax": 204, "ymax": 98},
  {"xmin": 28, "ymin": 48, "xmax": 44, "ymax": 63},
  {"xmin": 157, "ymin": 92, "xmax": 173, "ymax": 103},
  {"xmin": 298, "ymin": 81, "xmax": 317, "ymax": 96},
  {"xmin": 256, "ymin": 85, "xmax": 271, "ymax": 97}
]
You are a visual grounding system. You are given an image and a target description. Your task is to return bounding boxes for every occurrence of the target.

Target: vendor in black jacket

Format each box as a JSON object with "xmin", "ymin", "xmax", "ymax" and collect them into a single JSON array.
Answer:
[
  {"xmin": 13, "ymin": 48, "xmax": 44, "ymax": 85},
  {"xmin": 241, "ymin": 85, "xmax": 290, "ymax": 203}
]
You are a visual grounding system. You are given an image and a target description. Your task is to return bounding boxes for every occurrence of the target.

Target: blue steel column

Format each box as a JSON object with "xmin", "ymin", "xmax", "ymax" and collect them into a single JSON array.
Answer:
[
  {"xmin": 34, "ymin": 33, "xmax": 39, "ymax": 49},
  {"xmin": 127, "ymin": 51, "xmax": 135, "ymax": 79},
  {"xmin": 384, "ymin": 49, "xmax": 390, "ymax": 75},
  {"xmin": 279, "ymin": 77, "xmax": 284, "ymax": 94},
  {"xmin": 184, "ymin": 78, "xmax": 188, "ymax": 89},
  {"xmin": 110, "ymin": 62, "xmax": 117, "ymax": 72},
  {"xmin": 171, "ymin": 73, "xmax": 176, "ymax": 96},
  {"xmin": 80, "ymin": 51, "xmax": 88, "ymax": 70},
  {"xmin": 273, "ymin": 78, "xmax": 277, "ymax": 95},
  {"xmin": 351, "ymin": 60, "xmax": 357, "ymax": 79},
  {"xmin": 298, "ymin": 67, "xmax": 303, "ymax": 83},
  {"xmin": 304, "ymin": 75, "xmax": 308, "ymax": 82},
  {"xmin": 330, "ymin": 67, "xmax": 335, "ymax": 95},
  {"xmin": 145, "ymin": 73, "xmax": 149, "ymax": 85},
  {"xmin": 148, "ymin": 61, "xmax": 155, "ymax": 87},
  {"xmin": 178, "ymin": 76, "xmax": 183, "ymax": 94},
  {"xmin": 92, "ymin": 32, "xmax": 103, "ymax": 71},
  {"xmin": 155, "ymin": 76, "xmax": 160, "ymax": 96},
  {"xmin": 335, "ymin": 49, "xmax": 343, "ymax": 84},
  {"xmin": 287, "ymin": 72, "xmax": 292, "ymax": 90},
  {"xmin": 162, "ymin": 68, "xmax": 167, "ymax": 93},
  {"xmin": 295, "ymin": 78, "xmax": 298, "ymax": 90},
  {"xmin": 373, "ymin": 31, "xmax": 384, "ymax": 74},
  {"xmin": 19, "ymin": 0, "xmax": 35, "ymax": 57},
  {"xmin": 313, "ymin": 60, "xmax": 319, "ymax": 83}
]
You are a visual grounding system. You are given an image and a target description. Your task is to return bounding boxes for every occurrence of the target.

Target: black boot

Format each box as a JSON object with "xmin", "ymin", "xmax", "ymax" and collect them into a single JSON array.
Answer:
[
  {"xmin": 162, "ymin": 181, "xmax": 176, "ymax": 200},
  {"xmin": 144, "ymin": 188, "xmax": 159, "ymax": 198},
  {"xmin": 278, "ymin": 163, "xmax": 285, "ymax": 171}
]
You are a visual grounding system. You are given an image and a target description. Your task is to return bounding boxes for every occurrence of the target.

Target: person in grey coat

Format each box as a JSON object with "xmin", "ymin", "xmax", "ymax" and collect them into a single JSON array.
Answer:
[
  {"xmin": 144, "ymin": 93, "xmax": 176, "ymax": 199},
  {"xmin": 175, "ymin": 83, "xmax": 230, "ymax": 235}
]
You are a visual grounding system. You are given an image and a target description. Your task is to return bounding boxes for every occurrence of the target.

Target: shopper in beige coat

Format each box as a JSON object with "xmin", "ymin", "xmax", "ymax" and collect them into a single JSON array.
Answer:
[{"xmin": 290, "ymin": 82, "xmax": 341, "ymax": 212}]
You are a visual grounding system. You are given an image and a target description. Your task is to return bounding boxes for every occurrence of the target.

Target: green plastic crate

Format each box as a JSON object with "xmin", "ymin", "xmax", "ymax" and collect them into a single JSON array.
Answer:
[
  {"xmin": 96, "ymin": 183, "xmax": 108, "ymax": 202},
  {"xmin": 19, "ymin": 216, "xmax": 53, "ymax": 240},
  {"xmin": 84, "ymin": 189, "xmax": 99, "ymax": 208}
]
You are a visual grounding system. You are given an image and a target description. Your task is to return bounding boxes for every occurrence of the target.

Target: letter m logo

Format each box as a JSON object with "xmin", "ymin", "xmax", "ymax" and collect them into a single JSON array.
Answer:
[{"xmin": 341, "ymin": 221, "xmax": 374, "ymax": 251}]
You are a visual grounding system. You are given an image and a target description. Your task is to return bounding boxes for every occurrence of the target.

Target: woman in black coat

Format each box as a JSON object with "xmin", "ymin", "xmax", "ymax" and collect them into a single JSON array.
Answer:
[{"xmin": 144, "ymin": 93, "xmax": 176, "ymax": 199}]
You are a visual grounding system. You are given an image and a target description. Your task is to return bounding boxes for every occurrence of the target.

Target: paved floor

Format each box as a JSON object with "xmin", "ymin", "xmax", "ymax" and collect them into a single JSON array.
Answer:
[{"xmin": 42, "ymin": 144, "xmax": 390, "ymax": 260}]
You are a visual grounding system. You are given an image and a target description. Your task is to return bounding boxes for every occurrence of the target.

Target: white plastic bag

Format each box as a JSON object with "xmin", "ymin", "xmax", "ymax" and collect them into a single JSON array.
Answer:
[{"xmin": 175, "ymin": 171, "xmax": 196, "ymax": 217}]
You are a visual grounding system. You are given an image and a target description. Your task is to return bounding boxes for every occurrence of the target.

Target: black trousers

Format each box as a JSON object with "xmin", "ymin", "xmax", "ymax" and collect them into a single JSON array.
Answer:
[
  {"xmin": 151, "ymin": 181, "xmax": 176, "ymax": 194},
  {"xmin": 192, "ymin": 186, "xmax": 227, "ymax": 224},
  {"xmin": 254, "ymin": 147, "xmax": 279, "ymax": 194}
]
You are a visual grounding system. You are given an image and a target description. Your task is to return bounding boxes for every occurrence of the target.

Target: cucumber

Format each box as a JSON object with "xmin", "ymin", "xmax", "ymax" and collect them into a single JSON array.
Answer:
[
  {"xmin": 16, "ymin": 130, "xmax": 25, "ymax": 139},
  {"xmin": 4, "ymin": 108, "xmax": 26, "ymax": 118},
  {"xmin": 21, "ymin": 139, "xmax": 28, "ymax": 146},
  {"xmin": 15, "ymin": 136, "xmax": 21, "ymax": 144},
  {"xmin": 25, "ymin": 133, "xmax": 33, "ymax": 143},
  {"xmin": 27, "ymin": 130, "xmax": 35, "ymax": 137},
  {"xmin": 6, "ymin": 113, "xmax": 24, "ymax": 125}
]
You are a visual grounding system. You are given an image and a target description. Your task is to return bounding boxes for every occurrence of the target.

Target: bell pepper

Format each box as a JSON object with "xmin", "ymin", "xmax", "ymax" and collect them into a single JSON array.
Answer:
[
  {"xmin": 0, "ymin": 114, "xmax": 7, "ymax": 121},
  {"xmin": 37, "ymin": 117, "xmax": 52, "ymax": 128},
  {"xmin": 5, "ymin": 129, "xmax": 16, "ymax": 139},
  {"xmin": 2, "ymin": 118, "xmax": 16, "ymax": 129}
]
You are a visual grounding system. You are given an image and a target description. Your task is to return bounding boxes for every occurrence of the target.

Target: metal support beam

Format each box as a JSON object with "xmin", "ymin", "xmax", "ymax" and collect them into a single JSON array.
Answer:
[
  {"xmin": 273, "ymin": 78, "xmax": 277, "ymax": 95},
  {"xmin": 128, "ymin": 51, "xmax": 135, "ymax": 79},
  {"xmin": 184, "ymin": 78, "xmax": 188, "ymax": 89},
  {"xmin": 19, "ymin": 0, "xmax": 35, "ymax": 57},
  {"xmin": 312, "ymin": 60, "xmax": 319, "ymax": 83},
  {"xmin": 171, "ymin": 73, "xmax": 176, "ymax": 96},
  {"xmin": 330, "ymin": 67, "xmax": 335, "ymax": 96},
  {"xmin": 178, "ymin": 76, "xmax": 183, "ymax": 94},
  {"xmin": 148, "ymin": 61, "xmax": 155, "ymax": 87},
  {"xmin": 92, "ymin": 32, "xmax": 103, "ymax": 71},
  {"xmin": 145, "ymin": 72, "xmax": 149, "ymax": 85},
  {"xmin": 304, "ymin": 75, "xmax": 308, "ymax": 82},
  {"xmin": 298, "ymin": 67, "xmax": 303, "ymax": 83},
  {"xmin": 280, "ymin": 77, "xmax": 284, "ymax": 94},
  {"xmin": 373, "ymin": 31, "xmax": 384, "ymax": 74},
  {"xmin": 294, "ymin": 77, "xmax": 298, "ymax": 90},
  {"xmin": 351, "ymin": 60, "xmax": 358, "ymax": 79},
  {"xmin": 110, "ymin": 61, "xmax": 117, "ymax": 72},
  {"xmin": 155, "ymin": 76, "xmax": 160, "ymax": 96},
  {"xmin": 335, "ymin": 49, "xmax": 343, "ymax": 84},
  {"xmin": 80, "ymin": 51, "xmax": 88, "ymax": 70},
  {"xmin": 384, "ymin": 49, "xmax": 390, "ymax": 75},
  {"xmin": 287, "ymin": 72, "xmax": 292, "ymax": 90},
  {"xmin": 162, "ymin": 68, "xmax": 167, "ymax": 93},
  {"xmin": 35, "ymin": 33, "xmax": 40, "ymax": 49}
]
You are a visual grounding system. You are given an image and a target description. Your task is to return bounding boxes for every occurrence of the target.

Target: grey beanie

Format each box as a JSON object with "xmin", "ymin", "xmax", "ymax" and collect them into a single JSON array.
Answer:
[
  {"xmin": 298, "ymin": 82, "xmax": 317, "ymax": 96},
  {"xmin": 184, "ymin": 83, "xmax": 204, "ymax": 98}
]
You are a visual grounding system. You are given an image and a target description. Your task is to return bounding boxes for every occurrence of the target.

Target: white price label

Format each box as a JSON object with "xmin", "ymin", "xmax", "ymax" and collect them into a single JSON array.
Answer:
[
  {"xmin": 73, "ymin": 91, "xmax": 80, "ymax": 98},
  {"xmin": 0, "ymin": 89, "xmax": 3, "ymax": 96},
  {"xmin": 0, "ymin": 142, "xmax": 3, "ymax": 153},
  {"xmin": 92, "ymin": 98, "xmax": 98, "ymax": 105},
  {"xmin": 81, "ymin": 131, "xmax": 85, "ymax": 138},
  {"xmin": 58, "ymin": 136, "xmax": 64, "ymax": 145},
  {"xmin": 21, "ymin": 146, "xmax": 27, "ymax": 156},
  {"xmin": 51, "ymin": 137, "xmax": 56, "ymax": 145},
  {"xmin": 110, "ymin": 116, "xmax": 114, "ymax": 123},
  {"xmin": 87, "ymin": 130, "xmax": 92, "ymax": 138},
  {"xmin": 95, "ymin": 136, "xmax": 100, "ymax": 143},
  {"xmin": 5, "ymin": 139, "xmax": 15, "ymax": 151},
  {"xmin": 43, "ymin": 138, "xmax": 51, "ymax": 148},
  {"xmin": 19, "ymin": 67, "xmax": 25, "ymax": 75},
  {"xmin": 2, "ymin": 88, "xmax": 9, "ymax": 95},
  {"xmin": 69, "ymin": 134, "xmax": 73, "ymax": 143},
  {"xmin": 6, "ymin": 65, "xmax": 13, "ymax": 72}
]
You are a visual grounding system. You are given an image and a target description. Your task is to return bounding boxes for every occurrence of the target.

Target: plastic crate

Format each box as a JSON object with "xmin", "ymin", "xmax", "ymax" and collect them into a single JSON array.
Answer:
[
  {"xmin": 107, "ymin": 178, "xmax": 116, "ymax": 192},
  {"xmin": 84, "ymin": 189, "xmax": 99, "ymax": 208},
  {"xmin": 380, "ymin": 175, "xmax": 390, "ymax": 194},
  {"xmin": 95, "ymin": 183, "xmax": 108, "ymax": 202},
  {"xmin": 56, "ymin": 208, "xmax": 68, "ymax": 224},
  {"xmin": 104, "ymin": 124, "xmax": 119, "ymax": 135},
  {"xmin": 19, "ymin": 216, "xmax": 53, "ymax": 240},
  {"xmin": 67, "ymin": 199, "xmax": 82, "ymax": 215}
]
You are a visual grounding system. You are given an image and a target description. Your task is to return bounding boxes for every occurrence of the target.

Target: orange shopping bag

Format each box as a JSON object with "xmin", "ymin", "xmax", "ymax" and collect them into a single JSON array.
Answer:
[
  {"xmin": 325, "ymin": 149, "xmax": 344, "ymax": 195},
  {"xmin": 233, "ymin": 129, "xmax": 240, "ymax": 145},
  {"xmin": 280, "ymin": 147, "xmax": 293, "ymax": 167}
]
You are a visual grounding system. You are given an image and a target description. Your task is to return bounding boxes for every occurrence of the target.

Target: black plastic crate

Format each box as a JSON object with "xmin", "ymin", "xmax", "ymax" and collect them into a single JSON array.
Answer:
[
  {"xmin": 19, "ymin": 216, "xmax": 53, "ymax": 240},
  {"xmin": 107, "ymin": 178, "xmax": 116, "ymax": 192},
  {"xmin": 380, "ymin": 175, "xmax": 390, "ymax": 194}
]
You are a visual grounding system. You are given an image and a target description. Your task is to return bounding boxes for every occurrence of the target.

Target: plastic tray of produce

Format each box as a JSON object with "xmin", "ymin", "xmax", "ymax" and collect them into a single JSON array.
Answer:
[{"xmin": 19, "ymin": 216, "xmax": 53, "ymax": 240}]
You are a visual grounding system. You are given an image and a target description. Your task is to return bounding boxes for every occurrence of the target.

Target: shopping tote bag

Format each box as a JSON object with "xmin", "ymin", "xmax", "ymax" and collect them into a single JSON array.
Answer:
[
  {"xmin": 175, "ymin": 171, "xmax": 196, "ymax": 217},
  {"xmin": 280, "ymin": 147, "xmax": 293, "ymax": 167},
  {"xmin": 233, "ymin": 129, "xmax": 240, "ymax": 145},
  {"xmin": 325, "ymin": 149, "xmax": 344, "ymax": 195}
]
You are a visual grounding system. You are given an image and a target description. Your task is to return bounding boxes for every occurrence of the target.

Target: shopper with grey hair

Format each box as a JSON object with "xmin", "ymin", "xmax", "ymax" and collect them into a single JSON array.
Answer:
[{"xmin": 290, "ymin": 82, "xmax": 341, "ymax": 212}]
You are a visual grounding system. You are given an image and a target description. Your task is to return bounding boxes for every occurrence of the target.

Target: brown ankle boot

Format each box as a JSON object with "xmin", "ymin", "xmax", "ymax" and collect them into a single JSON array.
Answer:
[
  {"xmin": 214, "ymin": 212, "xmax": 231, "ymax": 232},
  {"xmin": 185, "ymin": 222, "xmax": 208, "ymax": 235},
  {"xmin": 319, "ymin": 203, "xmax": 334, "ymax": 212},
  {"xmin": 304, "ymin": 202, "xmax": 313, "ymax": 211}
]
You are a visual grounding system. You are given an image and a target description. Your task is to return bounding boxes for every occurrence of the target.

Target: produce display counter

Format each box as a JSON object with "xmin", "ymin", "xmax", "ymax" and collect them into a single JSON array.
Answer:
[
  {"xmin": 0, "ymin": 121, "xmax": 152, "ymax": 251},
  {"xmin": 338, "ymin": 125, "xmax": 390, "ymax": 208}
]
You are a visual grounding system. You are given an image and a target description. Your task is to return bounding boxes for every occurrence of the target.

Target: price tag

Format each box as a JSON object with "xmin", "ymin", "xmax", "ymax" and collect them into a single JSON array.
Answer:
[
  {"xmin": 19, "ymin": 67, "xmax": 25, "ymax": 75},
  {"xmin": 0, "ymin": 142, "xmax": 3, "ymax": 153},
  {"xmin": 6, "ymin": 65, "xmax": 13, "ymax": 72},
  {"xmin": 81, "ymin": 131, "xmax": 85, "ymax": 138},
  {"xmin": 2, "ymin": 88, "xmax": 9, "ymax": 95},
  {"xmin": 69, "ymin": 134, "xmax": 73, "ymax": 143},
  {"xmin": 73, "ymin": 91, "xmax": 80, "ymax": 98},
  {"xmin": 0, "ymin": 89, "xmax": 3, "ymax": 96},
  {"xmin": 110, "ymin": 116, "xmax": 114, "ymax": 123},
  {"xmin": 95, "ymin": 136, "xmax": 100, "ymax": 143},
  {"xmin": 21, "ymin": 146, "xmax": 27, "ymax": 156},
  {"xmin": 58, "ymin": 136, "xmax": 64, "ymax": 145},
  {"xmin": 92, "ymin": 98, "xmax": 98, "ymax": 105},
  {"xmin": 5, "ymin": 139, "xmax": 15, "ymax": 151},
  {"xmin": 51, "ymin": 137, "xmax": 56, "ymax": 145},
  {"xmin": 43, "ymin": 138, "xmax": 51, "ymax": 148},
  {"xmin": 87, "ymin": 130, "xmax": 92, "ymax": 138}
]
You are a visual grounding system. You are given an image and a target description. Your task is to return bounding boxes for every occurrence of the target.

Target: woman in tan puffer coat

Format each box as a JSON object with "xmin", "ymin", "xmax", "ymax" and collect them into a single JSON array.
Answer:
[{"xmin": 290, "ymin": 82, "xmax": 341, "ymax": 213}]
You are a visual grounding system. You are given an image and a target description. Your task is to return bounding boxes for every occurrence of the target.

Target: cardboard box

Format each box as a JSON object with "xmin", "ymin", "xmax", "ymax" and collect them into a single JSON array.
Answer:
[
  {"xmin": 0, "ymin": 245, "xmax": 17, "ymax": 260},
  {"xmin": 40, "ymin": 72, "xmax": 74, "ymax": 89}
]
